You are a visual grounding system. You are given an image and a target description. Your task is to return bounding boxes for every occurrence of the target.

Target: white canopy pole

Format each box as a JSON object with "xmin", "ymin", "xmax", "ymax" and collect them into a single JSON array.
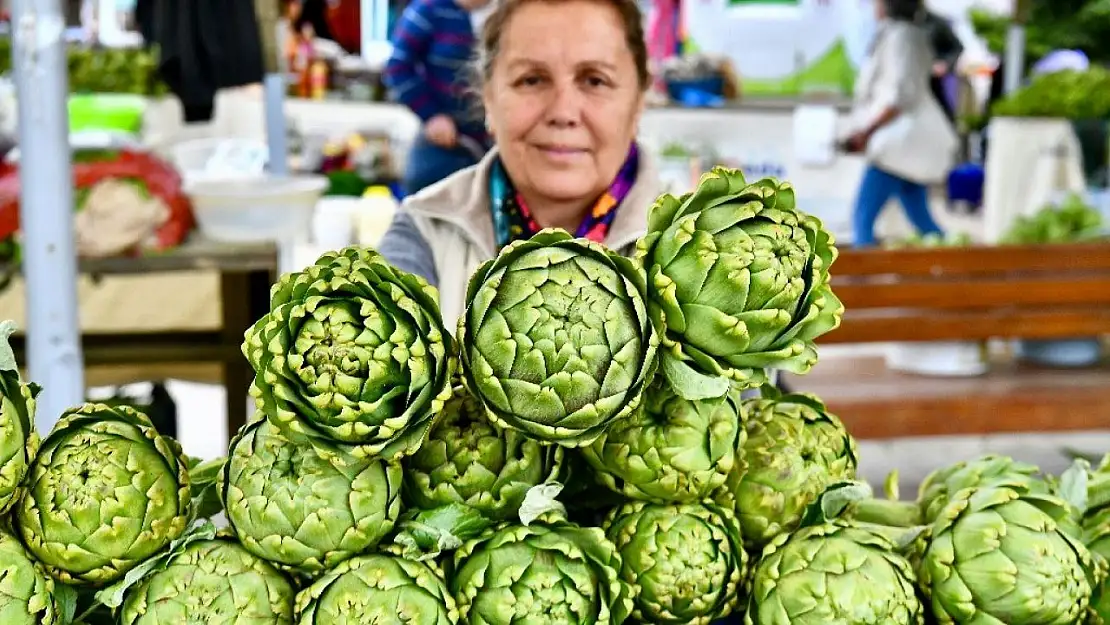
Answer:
[
  {"xmin": 11, "ymin": 0, "xmax": 85, "ymax": 431},
  {"xmin": 256, "ymin": 0, "xmax": 288, "ymax": 178},
  {"xmin": 1002, "ymin": 0, "xmax": 1029, "ymax": 94}
]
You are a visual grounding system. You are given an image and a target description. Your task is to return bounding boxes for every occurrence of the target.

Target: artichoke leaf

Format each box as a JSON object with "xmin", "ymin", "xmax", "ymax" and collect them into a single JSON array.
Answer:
[
  {"xmin": 93, "ymin": 520, "xmax": 218, "ymax": 610},
  {"xmin": 391, "ymin": 504, "xmax": 495, "ymax": 561},
  {"xmin": 660, "ymin": 350, "xmax": 732, "ymax": 400}
]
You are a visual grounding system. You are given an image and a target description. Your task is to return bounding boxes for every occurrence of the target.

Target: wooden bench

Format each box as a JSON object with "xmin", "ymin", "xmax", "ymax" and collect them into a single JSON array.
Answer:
[
  {"xmin": 786, "ymin": 242, "xmax": 1110, "ymax": 438},
  {"xmin": 826, "ymin": 242, "xmax": 1110, "ymax": 344}
]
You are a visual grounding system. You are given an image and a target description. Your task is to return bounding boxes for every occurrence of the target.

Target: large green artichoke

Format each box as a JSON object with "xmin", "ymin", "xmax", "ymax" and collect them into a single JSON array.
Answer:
[
  {"xmin": 636, "ymin": 167, "xmax": 842, "ymax": 396},
  {"xmin": 745, "ymin": 520, "xmax": 925, "ymax": 625},
  {"xmin": 0, "ymin": 531, "xmax": 63, "ymax": 625},
  {"xmin": 0, "ymin": 321, "xmax": 40, "ymax": 514},
  {"xmin": 404, "ymin": 386, "xmax": 562, "ymax": 521},
  {"xmin": 222, "ymin": 416, "xmax": 402, "ymax": 576},
  {"xmin": 450, "ymin": 513, "xmax": 632, "ymax": 624},
  {"xmin": 1085, "ymin": 505, "xmax": 1110, "ymax": 623},
  {"xmin": 458, "ymin": 229, "xmax": 659, "ymax": 447},
  {"xmin": 295, "ymin": 552, "xmax": 458, "ymax": 624},
  {"xmin": 604, "ymin": 502, "xmax": 747, "ymax": 624},
  {"xmin": 244, "ymin": 246, "xmax": 454, "ymax": 460},
  {"xmin": 1077, "ymin": 457, "xmax": 1110, "ymax": 623},
  {"xmin": 714, "ymin": 391, "xmax": 857, "ymax": 550},
  {"xmin": 120, "ymin": 536, "xmax": 295, "ymax": 625},
  {"xmin": 918, "ymin": 454, "xmax": 1049, "ymax": 523},
  {"xmin": 16, "ymin": 403, "xmax": 191, "ymax": 586},
  {"xmin": 921, "ymin": 485, "xmax": 1099, "ymax": 624},
  {"xmin": 581, "ymin": 381, "xmax": 744, "ymax": 503}
]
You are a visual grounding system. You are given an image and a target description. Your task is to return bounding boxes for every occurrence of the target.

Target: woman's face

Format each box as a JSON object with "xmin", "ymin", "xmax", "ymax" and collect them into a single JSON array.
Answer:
[
  {"xmin": 874, "ymin": 0, "xmax": 886, "ymax": 19},
  {"xmin": 483, "ymin": 0, "xmax": 644, "ymax": 209}
]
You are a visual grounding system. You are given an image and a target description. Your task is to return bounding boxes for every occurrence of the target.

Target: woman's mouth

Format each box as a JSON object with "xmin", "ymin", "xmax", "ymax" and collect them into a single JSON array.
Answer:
[{"xmin": 535, "ymin": 145, "xmax": 588, "ymax": 161}]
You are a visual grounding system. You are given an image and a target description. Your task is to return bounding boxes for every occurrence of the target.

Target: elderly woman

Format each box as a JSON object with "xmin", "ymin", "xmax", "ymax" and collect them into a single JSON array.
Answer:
[{"xmin": 378, "ymin": 0, "xmax": 658, "ymax": 329}]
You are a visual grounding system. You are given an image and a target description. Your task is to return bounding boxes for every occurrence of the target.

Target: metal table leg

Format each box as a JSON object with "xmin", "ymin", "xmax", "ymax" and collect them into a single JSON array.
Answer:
[{"xmin": 220, "ymin": 269, "xmax": 273, "ymax": 439}]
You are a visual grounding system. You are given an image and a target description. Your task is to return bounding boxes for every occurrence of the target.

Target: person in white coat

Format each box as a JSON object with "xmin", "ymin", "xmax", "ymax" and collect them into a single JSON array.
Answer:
[{"xmin": 843, "ymin": 0, "xmax": 958, "ymax": 246}]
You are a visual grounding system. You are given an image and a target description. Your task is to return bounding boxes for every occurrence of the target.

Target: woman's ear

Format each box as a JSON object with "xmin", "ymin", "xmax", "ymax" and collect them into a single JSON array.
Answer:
[
  {"xmin": 481, "ymin": 84, "xmax": 499, "ymax": 140},
  {"xmin": 630, "ymin": 90, "xmax": 646, "ymax": 135}
]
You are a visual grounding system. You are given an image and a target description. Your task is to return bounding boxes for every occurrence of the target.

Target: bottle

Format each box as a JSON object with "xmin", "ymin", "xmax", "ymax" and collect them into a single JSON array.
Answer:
[
  {"xmin": 295, "ymin": 24, "xmax": 316, "ymax": 98},
  {"xmin": 356, "ymin": 185, "xmax": 400, "ymax": 247},
  {"xmin": 310, "ymin": 59, "xmax": 329, "ymax": 100}
]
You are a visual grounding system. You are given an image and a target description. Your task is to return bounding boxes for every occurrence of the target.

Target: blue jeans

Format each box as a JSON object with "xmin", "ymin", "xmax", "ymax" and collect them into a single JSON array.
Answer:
[
  {"xmin": 402, "ymin": 134, "xmax": 482, "ymax": 196},
  {"xmin": 852, "ymin": 165, "xmax": 943, "ymax": 246}
]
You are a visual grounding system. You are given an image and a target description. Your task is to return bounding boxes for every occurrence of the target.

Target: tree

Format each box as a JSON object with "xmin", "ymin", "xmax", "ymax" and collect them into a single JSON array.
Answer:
[{"xmin": 970, "ymin": 0, "xmax": 1110, "ymax": 67}]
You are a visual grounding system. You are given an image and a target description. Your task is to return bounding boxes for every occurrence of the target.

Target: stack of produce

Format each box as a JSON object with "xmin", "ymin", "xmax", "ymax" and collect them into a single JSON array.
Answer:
[
  {"xmin": 2, "ymin": 167, "xmax": 1109, "ymax": 625},
  {"xmin": 1001, "ymin": 193, "xmax": 1107, "ymax": 245}
]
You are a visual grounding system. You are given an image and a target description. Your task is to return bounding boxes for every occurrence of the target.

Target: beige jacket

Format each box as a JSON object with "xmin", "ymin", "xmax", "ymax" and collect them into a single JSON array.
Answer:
[
  {"xmin": 401, "ymin": 147, "xmax": 662, "ymax": 331},
  {"xmin": 851, "ymin": 20, "xmax": 958, "ymax": 182}
]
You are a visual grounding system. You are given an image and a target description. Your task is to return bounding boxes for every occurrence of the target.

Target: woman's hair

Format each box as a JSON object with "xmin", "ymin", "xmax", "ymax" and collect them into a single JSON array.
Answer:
[
  {"xmin": 474, "ymin": 0, "xmax": 652, "ymax": 90},
  {"xmin": 883, "ymin": 0, "xmax": 924, "ymax": 22}
]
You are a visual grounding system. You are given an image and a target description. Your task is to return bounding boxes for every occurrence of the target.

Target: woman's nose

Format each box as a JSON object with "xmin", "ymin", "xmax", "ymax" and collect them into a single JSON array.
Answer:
[{"xmin": 544, "ymin": 83, "xmax": 583, "ymax": 127}]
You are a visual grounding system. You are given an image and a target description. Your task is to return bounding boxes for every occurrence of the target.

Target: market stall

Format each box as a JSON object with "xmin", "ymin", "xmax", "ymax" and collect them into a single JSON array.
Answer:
[{"xmin": 2, "ymin": 164, "xmax": 1110, "ymax": 624}]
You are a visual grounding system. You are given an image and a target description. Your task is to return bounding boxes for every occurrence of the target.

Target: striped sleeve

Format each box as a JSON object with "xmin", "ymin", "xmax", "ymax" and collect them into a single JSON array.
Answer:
[{"xmin": 383, "ymin": 0, "xmax": 442, "ymax": 121}]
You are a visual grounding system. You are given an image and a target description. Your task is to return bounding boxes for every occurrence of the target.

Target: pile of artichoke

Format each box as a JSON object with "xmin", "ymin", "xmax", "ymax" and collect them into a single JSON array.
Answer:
[{"xmin": 2, "ymin": 166, "xmax": 1107, "ymax": 625}]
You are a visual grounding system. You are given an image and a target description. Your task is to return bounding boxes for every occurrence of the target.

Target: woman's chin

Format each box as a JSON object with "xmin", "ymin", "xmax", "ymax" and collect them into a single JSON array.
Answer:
[{"xmin": 531, "ymin": 177, "xmax": 601, "ymax": 204}]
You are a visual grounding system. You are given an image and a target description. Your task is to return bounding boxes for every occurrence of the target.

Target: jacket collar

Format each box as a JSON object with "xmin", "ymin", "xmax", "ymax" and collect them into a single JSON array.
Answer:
[{"xmin": 402, "ymin": 145, "xmax": 661, "ymax": 258}]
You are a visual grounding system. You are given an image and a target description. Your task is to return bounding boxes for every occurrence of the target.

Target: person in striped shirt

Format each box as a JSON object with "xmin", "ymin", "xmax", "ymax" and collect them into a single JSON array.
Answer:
[{"xmin": 384, "ymin": 0, "xmax": 493, "ymax": 195}]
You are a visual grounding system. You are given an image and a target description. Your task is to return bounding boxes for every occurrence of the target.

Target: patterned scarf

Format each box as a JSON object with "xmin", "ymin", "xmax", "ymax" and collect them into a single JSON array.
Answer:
[{"xmin": 488, "ymin": 143, "xmax": 640, "ymax": 249}]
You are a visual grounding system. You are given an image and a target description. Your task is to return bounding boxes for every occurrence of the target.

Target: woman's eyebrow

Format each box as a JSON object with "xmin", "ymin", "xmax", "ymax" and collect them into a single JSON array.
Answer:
[{"xmin": 505, "ymin": 58, "xmax": 619, "ymax": 71}]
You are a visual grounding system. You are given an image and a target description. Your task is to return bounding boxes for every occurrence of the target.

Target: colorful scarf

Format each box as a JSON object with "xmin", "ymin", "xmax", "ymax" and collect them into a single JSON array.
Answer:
[{"xmin": 488, "ymin": 144, "xmax": 640, "ymax": 249}]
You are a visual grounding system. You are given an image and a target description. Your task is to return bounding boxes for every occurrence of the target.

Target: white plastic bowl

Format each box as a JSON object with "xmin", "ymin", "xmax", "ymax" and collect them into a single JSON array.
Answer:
[
  {"xmin": 168, "ymin": 138, "xmax": 269, "ymax": 185},
  {"xmin": 185, "ymin": 175, "xmax": 329, "ymax": 243}
]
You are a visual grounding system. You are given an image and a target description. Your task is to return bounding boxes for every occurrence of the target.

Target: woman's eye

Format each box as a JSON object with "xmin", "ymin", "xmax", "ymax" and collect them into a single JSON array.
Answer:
[
  {"xmin": 582, "ymin": 75, "xmax": 611, "ymax": 88},
  {"xmin": 514, "ymin": 75, "xmax": 544, "ymax": 87}
]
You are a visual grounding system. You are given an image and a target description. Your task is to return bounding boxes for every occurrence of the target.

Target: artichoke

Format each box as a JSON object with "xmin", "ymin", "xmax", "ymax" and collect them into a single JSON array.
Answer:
[
  {"xmin": 920, "ymin": 485, "xmax": 1100, "ymax": 624},
  {"xmin": 581, "ymin": 381, "xmax": 744, "ymax": 503},
  {"xmin": 714, "ymin": 391, "xmax": 858, "ymax": 550},
  {"xmin": 450, "ymin": 513, "xmax": 632, "ymax": 624},
  {"xmin": 244, "ymin": 246, "xmax": 454, "ymax": 460},
  {"xmin": 222, "ymin": 416, "xmax": 402, "ymax": 576},
  {"xmin": 295, "ymin": 552, "xmax": 458, "ymax": 624},
  {"xmin": 1085, "ymin": 505, "xmax": 1110, "ymax": 623},
  {"xmin": 0, "ymin": 321, "xmax": 40, "ymax": 514},
  {"xmin": 918, "ymin": 454, "xmax": 1049, "ymax": 523},
  {"xmin": 604, "ymin": 502, "xmax": 747, "ymax": 624},
  {"xmin": 120, "ymin": 537, "xmax": 295, "ymax": 625},
  {"xmin": 404, "ymin": 386, "xmax": 562, "ymax": 521},
  {"xmin": 745, "ymin": 520, "xmax": 925, "ymax": 625},
  {"xmin": 16, "ymin": 403, "xmax": 191, "ymax": 586},
  {"xmin": 458, "ymin": 229, "xmax": 659, "ymax": 447},
  {"xmin": 1059, "ymin": 456, "xmax": 1110, "ymax": 623},
  {"xmin": 636, "ymin": 167, "xmax": 842, "ymax": 396},
  {"xmin": 0, "ymin": 531, "xmax": 64, "ymax": 625}
]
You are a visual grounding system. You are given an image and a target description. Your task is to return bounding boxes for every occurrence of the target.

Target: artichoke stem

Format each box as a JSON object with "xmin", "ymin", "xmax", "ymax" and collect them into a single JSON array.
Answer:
[
  {"xmin": 849, "ymin": 498, "xmax": 923, "ymax": 528},
  {"xmin": 1088, "ymin": 471, "xmax": 1110, "ymax": 513}
]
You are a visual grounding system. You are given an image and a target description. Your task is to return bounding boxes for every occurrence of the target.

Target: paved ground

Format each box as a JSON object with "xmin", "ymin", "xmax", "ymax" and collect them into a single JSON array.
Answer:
[
  {"xmin": 858, "ymin": 432, "xmax": 1110, "ymax": 497},
  {"xmin": 126, "ymin": 378, "xmax": 1110, "ymax": 501}
]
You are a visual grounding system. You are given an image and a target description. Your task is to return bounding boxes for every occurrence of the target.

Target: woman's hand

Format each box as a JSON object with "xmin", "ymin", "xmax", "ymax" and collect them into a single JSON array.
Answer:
[
  {"xmin": 424, "ymin": 114, "xmax": 458, "ymax": 148},
  {"xmin": 844, "ymin": 129, "xmax": 872, "ymax": 154}
]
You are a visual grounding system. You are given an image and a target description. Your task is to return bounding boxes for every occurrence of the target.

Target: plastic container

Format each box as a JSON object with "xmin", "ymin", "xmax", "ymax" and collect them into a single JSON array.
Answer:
[
  {"xmin": 665, "ymin": 77, "xmax": 725, "ymax": 102},
  {"xmin": 356, "ymin": 185, "xmax": 400, "ymax": 248},
  {"xmin": 1014, "ymin": 338, "xmax": 1105, "ymax": 368},
  {"xmin": 184, "ymin": 175, "xmax": 329, "ymax": 243},
  {"xmin": 313, "ymin": 196, "xmax": 361, "ymax": 249},
  {"xmin": 886, "ymin": 341, "xmax": 990, "ymax": 377},
  {"xmin": 168, "ymin": 138, "xmax": 269, "ymax": 184},
  {"xmin": 68, "ymin": 94, "xmax": 147, "ymax": 134}
]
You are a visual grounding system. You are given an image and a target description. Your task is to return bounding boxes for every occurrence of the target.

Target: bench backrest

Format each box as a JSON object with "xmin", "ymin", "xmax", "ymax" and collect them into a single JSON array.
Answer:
[{"xmin": 822, "ymin": 242, "xmax": 1110, "ymax": 343}]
